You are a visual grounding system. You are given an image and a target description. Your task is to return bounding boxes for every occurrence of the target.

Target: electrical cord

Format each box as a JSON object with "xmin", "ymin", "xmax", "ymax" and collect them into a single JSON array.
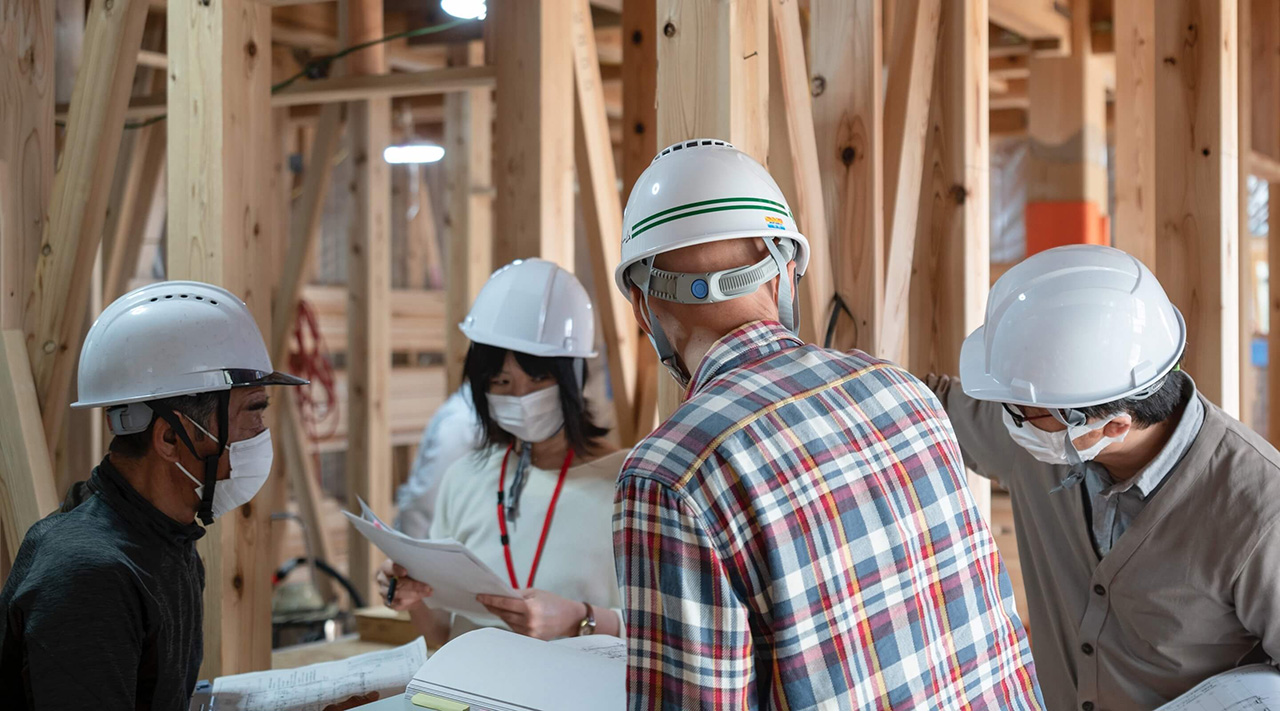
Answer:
[
  {"xmin": 823, "ymin": 293, "xmax": 856, "ymax": 349},
  {"xmin": 273, "ymin": 556, "xmax": 367, "ymax": 610},
  {"xmin": 58, "ymin": 17, "xmax": 477, "ymax": 131}
]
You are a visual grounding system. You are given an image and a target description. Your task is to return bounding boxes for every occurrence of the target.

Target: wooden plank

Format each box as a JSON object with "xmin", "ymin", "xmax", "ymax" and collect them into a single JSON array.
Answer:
[
  {"xmin": 654, "ymin": 0, "xmax": 769, "ymax": 418},
  {"xmin": 167, "ymin": 0, "xmax": 276, "ymax": 678},
  {"xmin": 273, "ymin": 66, "xmax": 497, "ymax": 107},
  {"xmin": 354, "ymin": 606, "xmax": 419, "ymax": 645},
  {"xmin": 1, "ymin": 0, "xmax": 55, "ymax": 335},
  {"xmin": 879, "ymin": 0, "xmax": 942, "ymax": 363},
  {"xmin": 770, "ymin": 0, "xmax": 833, "ymax": 347},
  {"xmin": 1240, "ymin": 0, "xmax": 1256, "ymax": 431},
  {"xmin": 492, "ymin": 0, "xmax": 576, "ymax": 268},
  {"xmin": 572, "ymin": 0, "xmax": 638, "ymax": 442},
  {"xmin": 989, "ymin": 76, "xmax": 1029, "ymax": 109},
  {"xmin": 991, "ymin": 107, "xmax": 1029, "ymax": 136},
  {"xmin": 811, "ymin": 0, "xmax": 882, "ymax": 354},
  {"xmin": 990, "ymin": 0, "xmax": 1071, "ymax": 46},
  {"xmin": 403, "ymin": 166, "xmax": 442, "ymax": 290},
  {"xmin": 342, "ymin": 0, "xmax": 394, "ymax": 606},
  {"xmin": 0, "ymin": 330, "xmax": 60, "ymax": 566},
  {"xmin": 990, "ymin": 51, "xmax": 1030, "ymax": 79},
  {"xmin": 24, "ymin": 0, "xmax": 147, "ymax": 451},
  {"xmin": 1251, "ymin": 150, "xmax": 1280, "ymax": 182},
  {"xmin": 908, "ymin": 0, "xmax": 992, "ymax": 520},
  {"xmin": 1154, "ymin": 0, "xmax": 1240, "ymax": 415},
  {"xmin": 103, "ymin": 70, "xmax": 166, "ymax": 303},
  {"xmin": 302, "ymin": 285, "xmax": 446, "ymax": 354},
  {"xmin": 1113, "ymin": 0, "xmax": 1157, "ymax": 268},
  {"xmin": 443, "ymin": 42, "xmax": 493, "ymax": 394},
  {"xmin": 1252, "ymin": 0, "xmax": 1280, "ymax": 160},
  {"xmin": 315, "ymin": 366, "xmax": 449, "ymax": 453},
  {"xmin": 271, "ymin": 104, "xmax": 343, "ymax": 363},
  {"xmin": 622, "ymin": 0, "xmax": 660, "ymax": 438},
  {"xmin": 279, "ymin": 392, "xmax": 338, "ymax": 603}
]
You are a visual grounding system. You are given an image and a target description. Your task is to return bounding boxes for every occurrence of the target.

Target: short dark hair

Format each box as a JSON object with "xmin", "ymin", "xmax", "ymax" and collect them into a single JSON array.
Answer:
[
  {"xmin": 463, "ymin": 342, "xmax": 608, "ymax": 456},
  {"xmin": 108, "ymin": 392, "xmax": 221, "ymax": 459},
  {"xmin": 1077, "ymin": 368, "xmax": 1190, "ymax": 429}
]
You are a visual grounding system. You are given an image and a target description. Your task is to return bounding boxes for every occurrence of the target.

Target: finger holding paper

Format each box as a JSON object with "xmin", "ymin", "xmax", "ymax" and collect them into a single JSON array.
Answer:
[
  {"xmin": 377, "ymin": 559, "xmax": 433, "ymax": 611},
  {"xmin": 478, "ymin": 589, "xmax": 587, "ymax": 641}
]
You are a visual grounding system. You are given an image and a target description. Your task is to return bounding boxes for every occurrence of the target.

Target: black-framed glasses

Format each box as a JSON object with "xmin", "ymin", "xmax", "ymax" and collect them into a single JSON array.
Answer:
[{"xmin": 1002, "ymin": 403, "xmax": 1056, "ymax": 428}]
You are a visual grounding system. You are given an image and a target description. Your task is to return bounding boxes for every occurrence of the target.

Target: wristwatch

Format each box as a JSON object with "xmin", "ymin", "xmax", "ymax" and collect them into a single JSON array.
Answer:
[{"xmin": 577, "ymin": 602, "xmax": 597, "ymax": 636}]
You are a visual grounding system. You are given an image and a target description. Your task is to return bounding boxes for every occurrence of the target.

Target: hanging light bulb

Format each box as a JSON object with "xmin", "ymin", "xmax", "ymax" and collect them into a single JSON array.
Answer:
[
  {"xmin": 441, "ymin": 0, "xmax": 486, "ymax": 21},
  {"xmin": 383, "ymin": 144, "xmax": 446, "ymax": 164}
]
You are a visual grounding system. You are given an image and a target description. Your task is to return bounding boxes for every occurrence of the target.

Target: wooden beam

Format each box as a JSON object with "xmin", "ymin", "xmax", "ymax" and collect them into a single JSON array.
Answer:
[
  {"xmin": 271, "ymin": 104, "xmax": 343, "ymax": 364},
  {"xmin": 303, "ymin": 285, "xmax": 446, "ymax": 354},
  {"xmin": 1239, "ymin": 0, "xmax": 1264, "ymax": 434},
  {"xmin": 343, "ymin": 0, "xmax": 394, "ymax": 605},
  {"xmin": 167, "ymin": 0, "xmax": 276, "ymax": 677},
  {"xmin": 273, "ymin": 66, "xmax": 497, "ymax": 107},
  {"xmin": 1154, "ymin": 0, "xmax": 1240, "ymax": 415},
  {"xmin": 989, "ymin": 51, "xmax": 1030, "ymax": 79},
  {"xmin": 103, "ymin": 75, "xmax": 166, "ymax": 303},
  {"xmin": 492, "ymin": 0, "xmax": 576, "ymax": 268},
  {"xmin": 572, "ymin": 0, "xmax": 637, "ymax": 442},
  {"xmin": 1251, "ymin": 150, "xmax": 1280, "ymax": 183},
  {"xmin": 443, "ymin": 42, "xmax": 493, "ymax": 394},
  {"xmin": 0, "ymin": 331, "xmax": 60, "ymax": 566},
  {"xmin": 402, "ymin": 165, "xmax": 442, "ymax": 289},
  {"xmin": 811, "ymin": 0, "xmax": 882, "ymax": 355},
  {"xmin": 908, "ymin": 0, "xmax": 992, "ymax": 520},
  {"xmin": 1113, "ymin": 0, "xmax": 1156, "ymax": 268},
  {"xmin": 990, "ymin": 0, "xmax": 1071, "ymax": 48},
  {"xmin": 991, "ymin": 107, "xmax": 1029, "ymax": 136},
  {"xmin": 879, "ymin": 0, "xmax": 942, "ymax": 363},
  {"xmin": 316, "ymin": 366, "xmax": 448, "ymax": 453},
  {"xmin": 1251, "ymin": 0, "xmax": 1280, "ymax": 160},
  {"xmin": 655, "ymin": 0, "xmax": 769, "ymax": 418},
  {"xmin": 770, "ymin": 0, "xmax": 834, "ymax": 347},
  {"xmin": 989, "ymin": 76, "xmax": 1029, "ymax": 109},
  {"xmin": 278, "ymin": 392, "xmax": 338, "ymax": 603}
]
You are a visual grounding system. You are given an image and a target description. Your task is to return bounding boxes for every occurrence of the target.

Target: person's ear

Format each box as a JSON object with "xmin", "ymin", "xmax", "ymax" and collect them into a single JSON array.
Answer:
[
  {"xmin": 152, "ymin": 417, "xmax": 181, "ymax": 463},
  {"xmin": 628, "ymin": 285, "xmax": 653, "ymax": 337},
  {"xmin": 1102, "ymin": 415, "xmax": 1132, "ymax": 439}
]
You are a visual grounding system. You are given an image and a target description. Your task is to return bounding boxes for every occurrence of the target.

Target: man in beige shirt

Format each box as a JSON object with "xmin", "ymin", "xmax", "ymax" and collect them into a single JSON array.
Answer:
[{"xmin": 927, "ymin": 244, "xmax": 1280, "ymax": 711}]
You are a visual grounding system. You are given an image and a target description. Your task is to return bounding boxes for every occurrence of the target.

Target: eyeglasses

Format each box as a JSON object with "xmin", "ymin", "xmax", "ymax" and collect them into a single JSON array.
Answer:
[{"xmin": 1002, "ymin": 403, "xmax": 1057, "ymax": 428}]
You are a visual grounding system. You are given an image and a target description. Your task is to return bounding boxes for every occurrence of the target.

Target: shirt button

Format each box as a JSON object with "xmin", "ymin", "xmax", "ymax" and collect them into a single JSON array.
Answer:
[
  {"xmin": 1094, "ymin": 584, "xmax": 1106, "ymax": 596},
  {"xmin": 1082, "ymin": 643, "xmax": 1095, "ymax": 655},
  {"xmin": 1082, "ymin": 703, "xmax": 1095, "ymax": 711}
]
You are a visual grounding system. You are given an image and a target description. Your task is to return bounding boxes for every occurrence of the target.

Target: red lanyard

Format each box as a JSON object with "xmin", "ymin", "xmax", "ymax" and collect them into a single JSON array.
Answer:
[{"xmin": 496, "ymin": 443, "xmax": 574, "ymax": 589}]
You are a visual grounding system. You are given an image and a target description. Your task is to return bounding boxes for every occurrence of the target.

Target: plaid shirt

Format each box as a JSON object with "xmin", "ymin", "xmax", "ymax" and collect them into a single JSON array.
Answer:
[{"xmin": 614, "ymin": 321, "xmax": 1043, "ymax": 710}]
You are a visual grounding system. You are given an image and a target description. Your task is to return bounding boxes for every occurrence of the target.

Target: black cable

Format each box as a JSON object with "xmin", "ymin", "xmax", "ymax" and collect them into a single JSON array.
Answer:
[
  {"xmin": 57, "ymin": 17, "xmax": 477, "ymax": 131},
  {"xmin": 823, "ymin": 293, "xmax": 856, "ymax": 349},
  {"xmin": 275, "ymin": 556, "xmax": 367, "ymax": 610}
]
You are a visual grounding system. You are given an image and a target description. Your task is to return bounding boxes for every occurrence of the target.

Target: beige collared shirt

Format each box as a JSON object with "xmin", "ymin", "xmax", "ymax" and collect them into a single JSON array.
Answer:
[{"xmin": 930, "ymin": 376, "xmax": 1280, "ymax": 711}]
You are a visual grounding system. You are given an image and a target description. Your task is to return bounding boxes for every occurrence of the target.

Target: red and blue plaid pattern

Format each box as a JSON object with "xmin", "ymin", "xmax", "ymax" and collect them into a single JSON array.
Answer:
[{"xmin": 614, "ymin": 321, "xmax": 1043, "ymax": 710}]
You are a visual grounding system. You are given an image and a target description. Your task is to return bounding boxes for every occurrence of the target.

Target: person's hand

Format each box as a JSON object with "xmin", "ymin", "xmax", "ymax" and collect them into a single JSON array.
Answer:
[
  {"xmin": 376, "ymin": 559, "xmax": 432, "ymax": 612},
  {"xmin": 321, "ymin": 691, "xmax": 379, "ymax": 710},
  {"xmin": 477, "ymin": 588, "xmax": 587, "ymax": 640}
]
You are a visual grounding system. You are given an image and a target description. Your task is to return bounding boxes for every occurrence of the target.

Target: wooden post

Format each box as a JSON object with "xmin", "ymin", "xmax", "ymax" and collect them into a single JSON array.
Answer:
[
  {"xmin": 907, "ymin": 0, "xmax": 991, "ymax": 520},
  {"xmin": 443, "ymin": 42, "xmax": 493, "ymax": 394},
  {"xmin": 167, "ymin": 0, "xmax": 276, "ymax": 677},
  {"xmin": 491, "ymin": 0, "xmax": 575, "ymax": 269},
  {"xmin": 0, "ymin": 331, "xmax": 59, "ymax": 565},
  {"xmin": 810, "ymin": 0, "xmax": 882, "ymax": 355},
  {"xmin": 622, "ymin": 0, "xmax": 660, "ymax": 437},
  {"xmin": 1239, "ymin": 0, "xmax": 1256, "ymax": 430},
  {"xmin": 880, "ymin": 0, "xmax": 942, "ymax": 364},
  {"xmin": 1154, "ymin": 0, "xmax": 1240, "ymax": 415},
  {"xmin": 1113, "ymin": 0, "xmax": 1157, "ymax": 268},
  {"xmin": 1256, "ymin": 0, "xmax": 1280, "ymax": 442},
  {"xmin": 770, "ymin": 0, "xmax": 834, "ymax": 347},
  {"xmin": 1024, "ymin": 0, "xmax": 1109, "ymax": 256},
  {"xmin": 343, "ymin": 0, "xmax": 393, "ymax": 604},
  {"xmin": 572, "ymin": 0, "xmax": 637, "ymax": 442},
  {"xmin": 654, "ymin": 0, "xmax": 769, "ymax": 419}
]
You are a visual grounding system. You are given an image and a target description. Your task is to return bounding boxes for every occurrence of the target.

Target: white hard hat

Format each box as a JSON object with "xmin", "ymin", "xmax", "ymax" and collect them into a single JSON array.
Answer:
[
  {"xmin": 614, "ymin": 139, "xmax": 810, "ymax": 295},
  {"xmin": 460, "ymin": 258, "xmax": 598, "ymax": 359},
  {"xmin": 74, "ymin": 281, "xmax": 306, "ymax": 411},
  {"xmin": 959, "ymin": 244, "xmax": 1186, "ymax": 409}
]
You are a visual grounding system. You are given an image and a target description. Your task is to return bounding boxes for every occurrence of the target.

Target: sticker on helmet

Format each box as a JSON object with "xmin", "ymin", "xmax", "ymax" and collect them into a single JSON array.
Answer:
[{"xmin": 764, "ymin": 216, "xmax": 785, "ymax": 230}]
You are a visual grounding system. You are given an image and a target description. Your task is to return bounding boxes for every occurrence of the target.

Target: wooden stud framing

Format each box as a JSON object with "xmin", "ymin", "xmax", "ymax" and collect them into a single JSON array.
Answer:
[
  {"xmin": 491, "ymin": 0, "xmax": 576, "ymax": 269},
  {"xmin": 907, "ymin": 0, "xmax": 992, "ymax": 519},
  {"xmin": 770, "ymin": 0, "xmax": 833, "ymax": 347},
  {"xmin": 654, "ymin": 0, "xmax": 769, "ymax": 419},
  {"xmin": 572, "ymin": 0, "xmax": 638, "ymax": 442},
  {"xmin": 990, "ymin": 0, "xmax": 1071, "ymax": 49},
  {"xmin": 167, "ymin": 0, "xmax": 276, "ymax": 677},
  {"xmin": 0, "ymin": 331, "xmax": 59, "ymax": 566},
  {"xmin": 1113, "ymin": 0, "xmax": 1157, "ymax": 268},
  {"xmin": 443, "ymin": 42, "xmax": 493, "ymax": 394},
  {"xmin": 810, "ymin": 0, "xmax": 882, "ymax": 354},
  {"xmin": 1154, "ymin": 0, "xmax": 1240, "ymax": 415},
  {"xmin": 880, "ymin": 0, "xmax": 942, "ymax": 363}
]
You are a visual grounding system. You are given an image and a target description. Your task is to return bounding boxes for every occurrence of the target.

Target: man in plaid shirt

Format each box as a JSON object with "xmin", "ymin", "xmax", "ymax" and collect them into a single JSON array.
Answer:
[{"xmin": 612, "ymin": 140, "xmax": 1042, "ymax": 710}]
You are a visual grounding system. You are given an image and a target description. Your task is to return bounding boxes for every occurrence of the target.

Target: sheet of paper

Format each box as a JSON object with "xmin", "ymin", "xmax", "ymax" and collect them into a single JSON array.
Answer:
[
  {"xmin": 211, "ymin": 638, "xmax": 427, "ymax": 711},
  {"xmin": 343, "ymin": 510, "xmax": 517, "ymax": 619},
  {"xmin": 1156, "ymin": 664, "xmax": 1280, "ymax": 710},
  {"xmin": 553, "ymin": 635, "xmax": 627, "ymax": 661},
  {"xmin": 407, "ymin": 628, "xmax": 625, "ymax": 711}
]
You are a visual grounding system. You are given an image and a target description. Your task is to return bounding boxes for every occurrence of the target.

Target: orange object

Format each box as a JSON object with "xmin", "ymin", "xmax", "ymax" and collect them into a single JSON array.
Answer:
[{"xmin": 1025, "ymin": 201, "xmax": 1110, "ymax": 255}]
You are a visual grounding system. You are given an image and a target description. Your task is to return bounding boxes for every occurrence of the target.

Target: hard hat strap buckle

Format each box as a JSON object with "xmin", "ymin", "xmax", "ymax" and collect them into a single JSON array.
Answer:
[{"xmin": 151, "ymin": 392, "xmax": 231, "ymax": 525}]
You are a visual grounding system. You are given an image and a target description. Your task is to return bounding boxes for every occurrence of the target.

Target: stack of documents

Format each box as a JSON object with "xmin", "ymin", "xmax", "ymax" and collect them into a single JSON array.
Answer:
[
  {"xmin": 405, "ymin": 628, "xmax": 626, "ymax": 711},
  {"xmin": 344, "ymin": 498, "xmax": 518, "ymax": 620},
  {"xmin": 1156, "ymin": 664, "xmax": 1280, "ymax": 710}
]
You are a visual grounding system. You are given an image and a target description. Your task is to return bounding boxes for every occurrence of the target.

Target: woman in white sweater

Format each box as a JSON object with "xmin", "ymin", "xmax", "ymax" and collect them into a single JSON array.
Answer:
[{"xmin": 377, "ymin": 259, "xmax": 625, "ymax": 646}]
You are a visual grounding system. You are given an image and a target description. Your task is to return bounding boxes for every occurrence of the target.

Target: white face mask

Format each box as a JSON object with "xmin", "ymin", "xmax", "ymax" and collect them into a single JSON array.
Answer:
[
  {"xmin": 1001, "ymin": 409, "xmax": 1127, "ymax": 466},
  {"xmin": 176, "ymin": 418, "xmax": 274, "ymax": 520},
  {"xmin": 487, "ymin": 386, "xmax": 564, "ymax": 443}
]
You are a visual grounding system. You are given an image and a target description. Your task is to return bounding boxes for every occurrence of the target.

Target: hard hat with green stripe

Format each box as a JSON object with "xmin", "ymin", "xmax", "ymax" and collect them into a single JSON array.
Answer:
[{"xmin": 613, "ymin": 139, "xmax": 810, "ymax": 298}]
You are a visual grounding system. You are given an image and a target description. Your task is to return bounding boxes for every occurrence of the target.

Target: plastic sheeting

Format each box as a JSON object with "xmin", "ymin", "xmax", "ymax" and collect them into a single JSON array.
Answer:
[{"xmin": 990, "ymin": 136, "xmax": 1028, "ymax": 263}]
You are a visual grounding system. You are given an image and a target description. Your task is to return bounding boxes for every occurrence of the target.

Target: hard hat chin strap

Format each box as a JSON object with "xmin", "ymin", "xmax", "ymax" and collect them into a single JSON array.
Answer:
[
  {"xmin": 637, "ymin": 267, "xmax": 692, "ymax": 389},
  {"xmin": 151, "ymin": 391, "xmax": 231, "ymax": 525}
]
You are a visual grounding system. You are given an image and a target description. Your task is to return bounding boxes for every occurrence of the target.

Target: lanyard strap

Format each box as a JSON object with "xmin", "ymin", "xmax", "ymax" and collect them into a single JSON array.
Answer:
[{"xmin": 496, "ymin": 443, "xmax": 574, "ymax": 589}]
